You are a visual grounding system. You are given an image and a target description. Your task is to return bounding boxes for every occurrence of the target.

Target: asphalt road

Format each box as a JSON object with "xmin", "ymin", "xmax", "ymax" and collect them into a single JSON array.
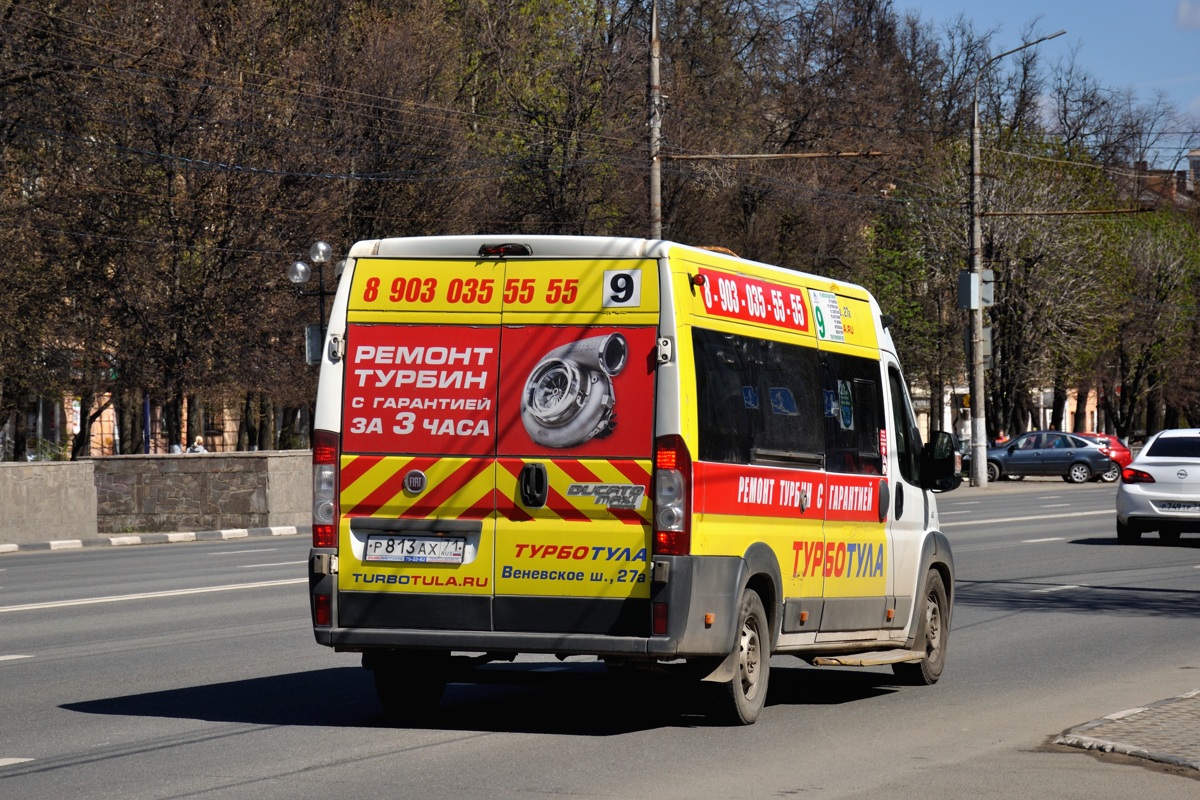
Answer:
[{"xmin": 2, "ymin": 480, "xmax": 1198, "ymax": 798}]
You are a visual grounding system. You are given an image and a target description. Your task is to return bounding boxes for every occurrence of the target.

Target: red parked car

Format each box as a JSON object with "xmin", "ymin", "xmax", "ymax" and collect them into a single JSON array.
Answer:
[{"xmin": 1078, "ymin": 432, "xmax": 1132, "ymax": 482}]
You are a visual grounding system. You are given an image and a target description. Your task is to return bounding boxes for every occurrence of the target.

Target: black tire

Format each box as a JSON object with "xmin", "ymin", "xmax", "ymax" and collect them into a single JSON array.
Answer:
[
  {"xmin": 986, "ymin": 461, "xmax": 1001, "ymax": 483},
  {"xmin": 714, "ymin": 589, "xmax": 770, "ymax": 725},
  {"xmin": 369, "ymin": 650, "xmax": 449, "ymax": 721},
  {"xmin": 892, "ymin": 570, "xmax": 949, "ymax": 685},
  {"xmin": 1098, "ymin": 462, "xmax": 1120, "ymax": 483},
  {"xmin": 1160, "ymin": 528, "xmax": 1182, "ymax": 543},
  {"xmin": 1066, "ymin": 463, "xmax": 1091, "ymax": 484},
  {"xmin": 1116, "ymin": 519, "xmax": 1141, "ymax": 543}
]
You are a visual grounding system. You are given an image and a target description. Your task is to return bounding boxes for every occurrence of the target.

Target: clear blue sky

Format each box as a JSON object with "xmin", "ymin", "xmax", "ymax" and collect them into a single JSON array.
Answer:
[{"xmin": 901, "ymin": 1, "xmax": 1200, "ymax": 122}]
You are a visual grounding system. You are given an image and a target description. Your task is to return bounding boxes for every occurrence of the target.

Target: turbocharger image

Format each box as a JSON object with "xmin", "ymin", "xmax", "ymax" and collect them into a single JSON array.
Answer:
[{"xmin": 520, "ymin": 333, "xmax": 628, "ymax": 448}]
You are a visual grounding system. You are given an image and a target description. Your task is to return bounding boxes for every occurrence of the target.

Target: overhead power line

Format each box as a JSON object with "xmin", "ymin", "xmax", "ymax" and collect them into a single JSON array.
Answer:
[
  {"xmin": 981, "ymin": 208, "xmax": 1154, "ymax": 217},
  {"xmin": 661, "ymin": 151, "xmax": 887, "ymax": 161}
]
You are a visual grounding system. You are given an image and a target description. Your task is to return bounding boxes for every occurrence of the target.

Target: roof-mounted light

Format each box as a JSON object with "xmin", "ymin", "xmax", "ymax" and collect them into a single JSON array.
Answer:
[{"xmin": 478, "ymin": 243, "xmax": 532, "ymax": 258}]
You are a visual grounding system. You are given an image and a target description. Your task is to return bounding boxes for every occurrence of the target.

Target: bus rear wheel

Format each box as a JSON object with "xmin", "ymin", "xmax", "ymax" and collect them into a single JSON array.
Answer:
[
  {"xmin": 713, "ymin": 589, "xmax": 770, "ymax": 725},
  {"xmin": 367, "ymin": 649, "xmax": 449, "ymax": 721}
]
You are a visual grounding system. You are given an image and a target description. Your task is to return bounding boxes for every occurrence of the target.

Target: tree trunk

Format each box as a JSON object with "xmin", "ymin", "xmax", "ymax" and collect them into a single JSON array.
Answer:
[
  {"xmin": 258, "ymin": 398, "xmax": 274, "ymax": 451},
  {"xmin": 1050, "ymin": 380, "xmax": 1068, "ymax": 431},
  {"xmin": 1072, "ymin": 379, "xmax": 1091, "ymax": 431},
  {"xmin": 186, "ymin": 394, "xmax": 203, "ymax": 449},
  {"xmin": 1145, "ymin": 384, "xmax": 1161, "ymax": 438}
]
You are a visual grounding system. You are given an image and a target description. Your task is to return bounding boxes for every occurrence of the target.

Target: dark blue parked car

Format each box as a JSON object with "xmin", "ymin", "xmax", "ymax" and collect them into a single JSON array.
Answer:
[{"xmin": 964, "ymin": 431, "xmax": 1114, "ymax": 484}]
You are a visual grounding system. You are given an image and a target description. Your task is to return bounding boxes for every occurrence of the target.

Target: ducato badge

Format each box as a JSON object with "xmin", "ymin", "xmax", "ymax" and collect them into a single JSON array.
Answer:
[{"xmin": 403, "ymin": 469, "xmax": 428, "ymax": 494}]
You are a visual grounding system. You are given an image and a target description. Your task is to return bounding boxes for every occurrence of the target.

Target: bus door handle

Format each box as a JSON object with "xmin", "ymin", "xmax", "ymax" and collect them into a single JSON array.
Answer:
[{"xmin": 520, "ymin": 463, "xmax": 549, "ymax": 508}]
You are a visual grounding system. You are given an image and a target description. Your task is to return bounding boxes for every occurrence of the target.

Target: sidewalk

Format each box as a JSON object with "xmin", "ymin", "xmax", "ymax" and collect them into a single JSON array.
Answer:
[
  {"xmin": 0, "ymin": 525, "xmax": 307, "ymax": 554},
  {"xmin": 1054, "ymin": 690, "xmax": 1200, "ymax": 774}
]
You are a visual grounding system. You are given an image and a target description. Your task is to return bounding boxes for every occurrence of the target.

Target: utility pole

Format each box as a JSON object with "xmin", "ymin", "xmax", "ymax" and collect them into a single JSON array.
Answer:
[
  {"xmin": 649, "ymin": 0, "xmax": 662, "ymax": 239},
  {"xmin": 967, "ymin": 29, "xmax": 1065, "ymax": 487}
]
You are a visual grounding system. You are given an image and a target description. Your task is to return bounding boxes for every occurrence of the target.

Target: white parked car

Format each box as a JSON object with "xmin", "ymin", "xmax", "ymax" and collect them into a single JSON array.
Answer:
[{"xmin": 1115, "ymin": 428, "xmax": 1200, "ymax": 543}]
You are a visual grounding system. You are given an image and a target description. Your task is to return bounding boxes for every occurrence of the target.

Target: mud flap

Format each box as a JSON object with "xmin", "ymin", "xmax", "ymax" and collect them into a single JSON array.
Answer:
[{"xmin": 700, "ymin": 648, "xmax": 740, "ymax": 683}]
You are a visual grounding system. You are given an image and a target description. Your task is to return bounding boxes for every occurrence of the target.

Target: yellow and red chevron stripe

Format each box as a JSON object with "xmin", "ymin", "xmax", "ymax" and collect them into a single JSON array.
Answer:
[
  {"xmin": 338, "ymin": 454, "xmax": 653, "ymax": 524},
  {"xmin": 496, "ymin": 458, "xmax": 652, "ymax": 525},
  {"xmin": 339, "ymin": 454, "xmax": 494, "ymax": 520}
]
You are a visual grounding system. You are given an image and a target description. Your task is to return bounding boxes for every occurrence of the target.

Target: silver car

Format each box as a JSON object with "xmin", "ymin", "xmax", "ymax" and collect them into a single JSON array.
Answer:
[{"xmin": 1115, "ymin": 428, "xmax": 1200, "ymax": 543}]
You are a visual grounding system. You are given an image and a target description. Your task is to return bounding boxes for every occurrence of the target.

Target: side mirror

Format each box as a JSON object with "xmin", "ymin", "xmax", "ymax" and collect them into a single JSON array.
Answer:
[{"xmin": 922, "ymin": 431, "xmax": 962, "ymax": 492}]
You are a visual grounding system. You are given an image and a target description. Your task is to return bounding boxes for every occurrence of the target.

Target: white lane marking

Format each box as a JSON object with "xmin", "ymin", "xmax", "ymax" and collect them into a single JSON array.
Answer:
[
  {"xmin": 942, "ymin": 510, "xmax": 974, "ymax": 515},
  {"xmin": 0, "ymin": 578, "xmax": 305, "ymax": 614},
  {"xmin": 1042, "ymin": 503, "xmax": 1071, "ymax": 508},
  {"xmin": 941, "ymin": 509, "xmax": 1113, "ymax": 527},
  {"xmin": 1023, "ymin": 537, "xmax": 1064, "ymax": 543},
  {"xmin": 236, "ymin": 561, "xmax": 305, "ymax": 569},
  {"xmin": 0, "ymin": 655, "xmax": 33, "ymax": 662},
  {"xmin": 213, "ymin": 548, "xmax": 278, "ymax": 555},
  {"xmin": 1031, "ymin": 584, "xmax": 1082, "ymax": 593},
  {"xmin": 0, "ymin": 758, "xmax": 34, "ymax": 767}
]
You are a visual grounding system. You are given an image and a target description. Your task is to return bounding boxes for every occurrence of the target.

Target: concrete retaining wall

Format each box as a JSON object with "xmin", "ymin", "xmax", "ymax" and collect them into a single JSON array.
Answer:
[
  {"xmin": 0, "ymin": 451, "xmax": 310, "ymax": 545},
  {"xmin": 93, "ymin": 451, "xmax": 311, "ymax": 534},
  {"xmin": 0, "ymin": 461, "xmax": 98, "ymax": 543}
]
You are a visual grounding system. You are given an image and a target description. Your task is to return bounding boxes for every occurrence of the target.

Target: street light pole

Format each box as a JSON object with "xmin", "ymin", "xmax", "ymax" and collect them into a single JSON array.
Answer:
[
  {"xmin": 287, "ymin": 240, "xmax": 342, "ymax": 366},
  {"xmin": 967, "ymin": 29, "xmax": 1065, "ymax": 487}
]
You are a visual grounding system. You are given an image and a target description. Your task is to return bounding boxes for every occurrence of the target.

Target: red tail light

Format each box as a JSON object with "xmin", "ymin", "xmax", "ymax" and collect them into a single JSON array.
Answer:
[
  {"xmin": 652, "ymin": 602, "xmax": 669, "ymax": 635},
  {"xmin": 653, "ymin": 435, "xmax": 692, "ymax": 555},
  {"xmin": 314, "ymin": 593, "xmax": 332, "ymax": 626},
  {"xmin": 312, "ymin": 429, "xmax": 339, "ymax": 548},
  {"xmin": 1121, "ymin": 467, "xmax": 1155, "ymax": 484}
]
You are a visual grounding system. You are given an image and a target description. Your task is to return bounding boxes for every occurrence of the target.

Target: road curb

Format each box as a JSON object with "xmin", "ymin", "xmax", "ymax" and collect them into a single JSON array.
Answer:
[
  {"xmin": 1053, "ymin": 690, "xmax": 1200, "ymax": 772},
  {"xmin": 0, "ymin": 525, "xmax": 309, "ymax": 554}
]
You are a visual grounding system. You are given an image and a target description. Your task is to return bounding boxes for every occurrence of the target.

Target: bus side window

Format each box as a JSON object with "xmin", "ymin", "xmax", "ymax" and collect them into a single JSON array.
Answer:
[
  {"xmin": 822, "ymin": 353, "xmax": 884, "ymax": 475},
  {"xmin": 887, "ymin": 367, "xmax": 922, "ymax": 485},
  {"xmin": 757, "ymin": 339, "xmax": 822, "ymax": 460},
  {"xmin": 694, "ymin": 329, "xmax": 758, "ymax": 463},
  {"xmin": 693, "ymin": 328, "xmax": 822, "ymax": 465}
]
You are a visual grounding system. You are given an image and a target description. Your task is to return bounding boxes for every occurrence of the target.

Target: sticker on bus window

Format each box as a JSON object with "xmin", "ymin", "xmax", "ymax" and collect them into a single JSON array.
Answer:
[
  {"xmin": 810, "ymin": 290, "xmax": 846, "ymax": 342},
  {"xmin": 838, "ymin": 380, "xmax": 855, "ymax": 430},
  {"xmin": 769, "ymin": 388, "xmax": 799, "ymax": 416}
]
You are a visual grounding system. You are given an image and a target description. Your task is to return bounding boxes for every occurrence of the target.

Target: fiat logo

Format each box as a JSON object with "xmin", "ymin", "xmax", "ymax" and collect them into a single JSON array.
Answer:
[
  {"xmin": 404, "ymin": 470, "xmax": 428, "ymax": 494},
  {"xmin": 1177, "ymin": 469, "xmax": 1189, "ymax": 480}
]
